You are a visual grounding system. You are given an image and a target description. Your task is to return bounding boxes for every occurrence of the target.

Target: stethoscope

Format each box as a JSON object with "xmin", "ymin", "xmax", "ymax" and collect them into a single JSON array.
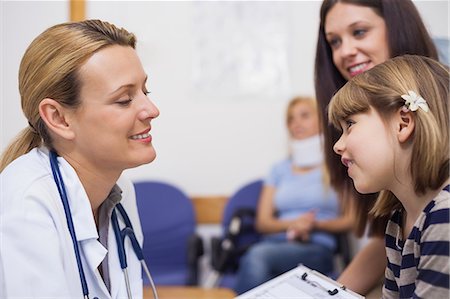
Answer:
[{"xmin": 49, "ymin": 151, "xmax": 158, "ymax": 299}]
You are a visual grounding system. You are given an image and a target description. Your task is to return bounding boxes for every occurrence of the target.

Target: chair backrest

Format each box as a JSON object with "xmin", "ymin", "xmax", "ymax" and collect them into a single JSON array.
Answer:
[
  {"xmin": 221, "ymin": 179, "xmax": 264, "ymax": 266},
  {"xmin": 134, "ymin": 181, "xmax": 197, "ymax": 285},
  {"xmin": 222, "ymin": 179, "xmax": 264, "ymax": 228}
]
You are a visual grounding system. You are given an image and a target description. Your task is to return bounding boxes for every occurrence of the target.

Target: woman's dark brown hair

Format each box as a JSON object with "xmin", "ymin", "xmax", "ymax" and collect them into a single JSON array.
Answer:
[{"xmin": 314, "ymin": 0, "xmax": 439, "ymax": 236}]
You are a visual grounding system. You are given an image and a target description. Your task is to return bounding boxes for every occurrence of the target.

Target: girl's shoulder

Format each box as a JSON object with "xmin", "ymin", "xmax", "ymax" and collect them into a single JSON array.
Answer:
[
  {"xmin": 435, "ymin": 185, "xmax": 450, "ymax": 205},
  {"xmin": 419, "ymin": 187, "xmax": 450, "ymax": 238},
  {"xmin": 426, "ymin": 186, "xmax": 450, "ymax": 214}
]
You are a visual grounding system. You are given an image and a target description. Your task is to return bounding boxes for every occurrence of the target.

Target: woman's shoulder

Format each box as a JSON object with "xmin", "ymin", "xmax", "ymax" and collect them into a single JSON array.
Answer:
[
  {"xmin": 1, "ymin": 148, "xmax": 56, "ymax": 207},
  {"xmin": 266, "ymin": 158, "xmax": 292, "ymax": 181},
  {"xmin": 270, "ymin": 158, "xmax": 291, "ymax": 172},
  {"xmin": 1, "ymin": 148, "xmax": 51, "ymax": 187},
  {"xmin": 1, "ymin": 148, "xmax": 49, "ymax": 175}
]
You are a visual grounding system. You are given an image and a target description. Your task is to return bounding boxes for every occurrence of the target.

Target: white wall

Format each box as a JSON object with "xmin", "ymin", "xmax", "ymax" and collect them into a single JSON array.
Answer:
[{"xmin": 1, "ymin": 0, "xmax": 449, "ymax": 197}]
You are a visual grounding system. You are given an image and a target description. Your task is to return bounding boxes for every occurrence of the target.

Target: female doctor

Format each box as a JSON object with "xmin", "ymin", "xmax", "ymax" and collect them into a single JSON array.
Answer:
[{"xmin": 0, "ymin": 20, "xmax": 159, "ymax": 298}]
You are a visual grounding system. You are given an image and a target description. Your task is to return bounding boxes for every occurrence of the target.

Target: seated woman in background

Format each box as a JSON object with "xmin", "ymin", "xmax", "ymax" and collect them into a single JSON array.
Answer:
[{"xmin": 233, "ymin": 96, "xmax": 353, "ymax": 294}]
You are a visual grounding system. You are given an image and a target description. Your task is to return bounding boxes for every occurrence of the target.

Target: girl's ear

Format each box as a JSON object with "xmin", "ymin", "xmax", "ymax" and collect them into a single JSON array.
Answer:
[
  {"xmin": 397, "ymin": 107, "xmax": 415, "ymax": 143},
  {"xmin": 39, "ymin": 98, "xmax": 75, "ymax": 140}
]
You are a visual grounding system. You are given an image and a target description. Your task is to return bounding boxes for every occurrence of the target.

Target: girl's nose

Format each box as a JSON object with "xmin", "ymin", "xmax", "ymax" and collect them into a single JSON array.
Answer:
[{"xmin": 333, "ymin": 134, "xmax": 345, "ymax": 155}]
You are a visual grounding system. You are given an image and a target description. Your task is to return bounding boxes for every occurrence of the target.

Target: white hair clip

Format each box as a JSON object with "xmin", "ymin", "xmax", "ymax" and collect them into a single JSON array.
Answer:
[{"xmin": 401, "ymin": 90, "xmax": 429, "ymax": 112}]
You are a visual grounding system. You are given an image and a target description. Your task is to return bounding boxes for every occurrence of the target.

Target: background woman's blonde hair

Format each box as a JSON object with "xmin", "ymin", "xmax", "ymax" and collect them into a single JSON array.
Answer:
[
  {"xmin": 0, "ymin": 20, "xmax": 136, "ymax": 172},
  {"xmin": 285, "ymin": 95, "xmax": 317, "ymax": 126},
  {"xmin": 328, "ymin": 55, "xmax": 449, "ymax": 216}
]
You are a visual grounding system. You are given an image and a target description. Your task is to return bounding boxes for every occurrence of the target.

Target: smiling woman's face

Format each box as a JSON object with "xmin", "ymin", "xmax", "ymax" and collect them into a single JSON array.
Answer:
[
  {"xmin": 67, "ymin": 45, "xmax": 160, "ymax": 173},
  {"xmin": 325, "ymin": 2, "xmax": 390, "ymax": 80}
]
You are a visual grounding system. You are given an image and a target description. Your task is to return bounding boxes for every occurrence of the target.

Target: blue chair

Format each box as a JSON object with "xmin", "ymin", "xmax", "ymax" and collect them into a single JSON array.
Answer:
[
  {"xmin": 210, "ymin": 179, "xmax": 264, "ymax": 288},
  {"xmin": 134, "ymin": 181, "xmax": 203, "ymax": 286},
  {"xmin": 209, "ymin": 179, "xmax": 352, "ymax": 288}
]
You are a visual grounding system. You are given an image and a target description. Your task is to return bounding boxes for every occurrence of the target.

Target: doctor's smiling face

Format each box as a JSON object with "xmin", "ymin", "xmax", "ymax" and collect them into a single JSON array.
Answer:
[{"xmin": 66, "ymin": 45, "xmax": 159, "ymax": 172}]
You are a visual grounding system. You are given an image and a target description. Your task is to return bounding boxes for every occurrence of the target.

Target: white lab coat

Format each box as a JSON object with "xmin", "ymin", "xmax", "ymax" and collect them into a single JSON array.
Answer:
[{"xmin": 0, "ymin": 147, "xmax": 144, "ymax": 298}]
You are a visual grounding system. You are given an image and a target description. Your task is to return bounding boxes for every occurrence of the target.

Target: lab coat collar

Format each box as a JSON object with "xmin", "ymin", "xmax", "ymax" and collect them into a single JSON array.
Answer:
[
  {"xmin": 38, "ymin": 148, "xmax": 135, "ymax": 298},
  {"xmin": 56, "ymin": 156, "xmax": 99, "ymax": 241},
  {"xmin": 37, "ymin": 147, "xmax": 98, "ymax": 241},
  {"xmin": 50, "ymin": 151, "xmax": 110, "ymax": 278}
]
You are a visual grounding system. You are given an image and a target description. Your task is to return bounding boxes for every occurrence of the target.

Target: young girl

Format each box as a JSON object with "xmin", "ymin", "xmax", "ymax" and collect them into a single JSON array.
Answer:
[
  {"xmin": 328, "ymin": 54, "xmax": 449, "ymax": 298},
  {"xmin": 315, "ymin": 1, "xmax": 440, "ymax": 293}
]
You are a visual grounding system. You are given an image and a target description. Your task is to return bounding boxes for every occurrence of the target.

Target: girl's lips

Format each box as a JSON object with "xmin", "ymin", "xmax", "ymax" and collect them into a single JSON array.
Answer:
[{"xmin": 341, "ymin": 158, "xmax": 352, "ymax": 168}]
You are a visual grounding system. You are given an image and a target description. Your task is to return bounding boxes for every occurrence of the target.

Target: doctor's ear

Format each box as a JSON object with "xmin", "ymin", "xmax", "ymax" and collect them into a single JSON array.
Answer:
[
  {"xmin": 39, "ymin": 98, "xmax": 75, "ymax": 140},
  {"xmin": 396, "ymin": 107, "xmax": 415, "ymax": 143}
]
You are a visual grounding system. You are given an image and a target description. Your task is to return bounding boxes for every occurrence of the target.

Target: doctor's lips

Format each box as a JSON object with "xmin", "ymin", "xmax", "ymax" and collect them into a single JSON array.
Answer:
[{"xmin": 130, "ymin": 128, "xmax": 152, "ymax": 142}]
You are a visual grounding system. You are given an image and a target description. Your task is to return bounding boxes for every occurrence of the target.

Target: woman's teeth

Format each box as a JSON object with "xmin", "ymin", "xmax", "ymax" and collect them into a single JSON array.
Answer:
[
  {"xmin": 130, "ymin": 132, "xmax": 150, "ymax": 140},
  {"xmin": 349, "ymin": 63, "xmax": 368, "ymax": 73}
]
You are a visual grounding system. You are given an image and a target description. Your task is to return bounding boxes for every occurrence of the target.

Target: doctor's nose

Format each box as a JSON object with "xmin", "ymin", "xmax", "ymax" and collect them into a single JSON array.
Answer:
[
  {"xmin": 138, "ymin": 95, "xmax": 160, "ymax": 121},
  {"xmin": 333, "ymin": 135, "xmax": 345, "ymax": 155}
]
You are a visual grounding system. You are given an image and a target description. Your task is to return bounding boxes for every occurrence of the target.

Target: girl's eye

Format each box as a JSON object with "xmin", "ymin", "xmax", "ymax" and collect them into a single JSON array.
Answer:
[
  {"xmin": 117, "ymin": 99, "xmax": 132, "ymax": 106},
  {"xmin": 143, "ymin": 90, "xmax": 151, "ymax": 96},
  {"xmin": 345, "ymin": 119, "xmax": 355, "ymax": 129}
]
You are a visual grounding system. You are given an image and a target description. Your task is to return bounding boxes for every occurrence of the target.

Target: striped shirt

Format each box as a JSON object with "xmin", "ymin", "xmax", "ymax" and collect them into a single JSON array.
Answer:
[{"xmin": 383, "ymin": 185, "xmax": 450, "ymax": 298}]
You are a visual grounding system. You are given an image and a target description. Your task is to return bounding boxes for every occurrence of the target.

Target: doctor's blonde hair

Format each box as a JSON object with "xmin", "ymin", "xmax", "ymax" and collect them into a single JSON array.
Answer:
[
  {"xmin": 1, "ymin": 20, "xmax": 136, "ymax": 172},
  {"xmin": 328, "ymin": 55, "xmax": 449, "ymax": 216}
]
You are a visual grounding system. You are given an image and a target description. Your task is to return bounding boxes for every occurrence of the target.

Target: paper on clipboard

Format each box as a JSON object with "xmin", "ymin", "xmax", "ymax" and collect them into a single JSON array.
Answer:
[{"xmin": 234, "ymin": 264, "xmax": 365, "ymax": 299}]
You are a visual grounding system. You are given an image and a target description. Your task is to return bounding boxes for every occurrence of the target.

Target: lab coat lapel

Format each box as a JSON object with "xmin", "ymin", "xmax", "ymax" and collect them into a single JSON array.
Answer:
[
  {"xmin": 57, "ymin": 157, "xmax": 111, "ymax": 298},
  {"xmin": 108, "ymin": 213, "xmax": 125, "ymax": 299}
]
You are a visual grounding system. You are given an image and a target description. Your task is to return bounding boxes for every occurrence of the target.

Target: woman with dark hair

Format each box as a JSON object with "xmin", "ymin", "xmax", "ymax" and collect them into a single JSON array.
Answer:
[{"xmin": 314, "ymin": 0, "xmax": 439, "ymax": 295}]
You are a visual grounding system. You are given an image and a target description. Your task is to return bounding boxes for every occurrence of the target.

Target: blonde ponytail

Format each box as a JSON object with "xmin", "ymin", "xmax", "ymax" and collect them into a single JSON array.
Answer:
[{"xmin": 0, "ymin": 127, "xmax": 42, "ymax": 172}]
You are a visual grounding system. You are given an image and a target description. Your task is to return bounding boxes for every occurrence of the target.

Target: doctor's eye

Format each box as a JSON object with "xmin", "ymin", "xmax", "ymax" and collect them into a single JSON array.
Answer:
[{"xmin": 116, "ymin": 99, "xmax": 132, "ymax": 106}]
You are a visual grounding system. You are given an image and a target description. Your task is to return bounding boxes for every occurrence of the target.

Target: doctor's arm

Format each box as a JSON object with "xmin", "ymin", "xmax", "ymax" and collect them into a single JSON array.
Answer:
[{"xmin": 1, "ymin": 185, "xmax": 73, "ymax": 297}]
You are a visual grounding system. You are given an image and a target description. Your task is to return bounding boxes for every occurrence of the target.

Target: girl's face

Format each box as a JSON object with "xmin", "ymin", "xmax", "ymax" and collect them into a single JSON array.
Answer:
[
  {"xmin": 333, "ymin": 108, "xmax": 395, "ymax": 194},
  {"xmin": 325, "ymin": 2, "xmax": 390, "ymax": 80},
  {"xmin": 67, "ymin": 45, "xmax": 159, "ymax": 173},
  {"xmin": 287, "ymin": 102, "xmax": 319, "ymax": 140}
]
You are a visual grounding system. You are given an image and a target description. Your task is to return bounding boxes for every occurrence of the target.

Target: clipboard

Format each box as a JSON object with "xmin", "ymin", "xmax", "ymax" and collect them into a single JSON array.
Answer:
[{"xmin": 234, "ymin": 264, "xmax": 365, "ymax": 299}]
